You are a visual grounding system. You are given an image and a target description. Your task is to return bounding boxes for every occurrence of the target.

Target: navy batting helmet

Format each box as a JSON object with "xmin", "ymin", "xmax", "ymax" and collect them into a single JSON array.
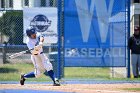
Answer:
[{"xmin": 26, "ymin": 27, "xmax": 36, "ymax": 37}]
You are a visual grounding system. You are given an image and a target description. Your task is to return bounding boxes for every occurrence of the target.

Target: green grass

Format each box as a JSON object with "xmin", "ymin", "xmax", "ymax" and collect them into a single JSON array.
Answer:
[
  {"xmin": 1, "ymin": 63, "xmax": 139, "ymax": 81},
  {"xmin": 0, "ymin": 63, "xmax": 49, "ymax": 81},
  {"xmin": 64, "ymin": 67, "xmax": 110, "ymax": 79},
  {"xmin": 0, "ymin": 63, "xmax": 110, "ymax": 81},
  {"xmin": 122, "ymin": 88, "xmax": 140, "ymax": 92}
]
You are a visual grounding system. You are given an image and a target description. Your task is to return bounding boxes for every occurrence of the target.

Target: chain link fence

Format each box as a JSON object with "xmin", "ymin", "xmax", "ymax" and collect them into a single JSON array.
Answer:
[{"xmin": 0, "ymin": 0, "xmax": 64, "ymax": 80}]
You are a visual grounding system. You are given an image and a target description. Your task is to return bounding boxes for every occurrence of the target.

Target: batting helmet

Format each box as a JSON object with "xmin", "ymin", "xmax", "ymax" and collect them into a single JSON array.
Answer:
[{"xmin": 26, "ymin": 27, "xmax": 36, "ymax": 37}]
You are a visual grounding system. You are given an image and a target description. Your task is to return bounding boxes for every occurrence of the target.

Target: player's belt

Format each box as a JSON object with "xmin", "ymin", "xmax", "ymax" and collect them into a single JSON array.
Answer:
[{"xmin": 34, "ymin": 52, "xmax": 43, "ymax": 55}]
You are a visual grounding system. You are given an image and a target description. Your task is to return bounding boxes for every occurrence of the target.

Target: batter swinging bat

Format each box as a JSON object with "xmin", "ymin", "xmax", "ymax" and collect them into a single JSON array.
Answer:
[{"xmin": 9, "ymin": 49, "xmax": 30, "ymax": 59}]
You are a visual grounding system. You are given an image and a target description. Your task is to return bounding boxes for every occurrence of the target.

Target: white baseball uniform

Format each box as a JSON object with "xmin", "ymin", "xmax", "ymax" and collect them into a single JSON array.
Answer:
[{"xmin": 26, "ymin": 33, "xmax": 53, "ymax": 77}]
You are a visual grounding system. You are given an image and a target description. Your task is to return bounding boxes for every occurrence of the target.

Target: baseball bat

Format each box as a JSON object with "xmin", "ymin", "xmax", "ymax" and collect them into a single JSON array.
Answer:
[
  {"xmin": 9, "ymin": 49, "xmax": 30, "ymax": 59},
  {"xmin": 8, "ymin": 44, "xmax": 42, "ymax": 59}
]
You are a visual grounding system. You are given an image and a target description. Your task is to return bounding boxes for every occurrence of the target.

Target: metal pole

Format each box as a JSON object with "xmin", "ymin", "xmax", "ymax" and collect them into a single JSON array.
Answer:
[
  {"xmin": 127, "ymin": 0, "xmax": 131, "ymax": 78},
  {"xmin": 57, "ymin": 0, "xmax": 62, "ymax": 79},
  {"xmin": 2, "ymin": 44, "xmax": 6, "ymax": 64}
]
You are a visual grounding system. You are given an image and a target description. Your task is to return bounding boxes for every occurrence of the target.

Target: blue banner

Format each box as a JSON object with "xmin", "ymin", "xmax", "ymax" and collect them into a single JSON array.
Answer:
[{"xmin": 64, "ymin": 0, "xmax": 129, "ymax": 67}]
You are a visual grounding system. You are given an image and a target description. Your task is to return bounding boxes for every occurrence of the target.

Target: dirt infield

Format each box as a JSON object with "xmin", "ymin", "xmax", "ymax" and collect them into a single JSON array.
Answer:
[{"xmin": 0, "ymin": 83, "xmax": 140, "ymax": 93}]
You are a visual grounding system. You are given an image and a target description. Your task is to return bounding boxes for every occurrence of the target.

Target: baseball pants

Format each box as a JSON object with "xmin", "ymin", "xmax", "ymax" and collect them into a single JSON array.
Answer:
[{"xmin": 131, "ymin": 54, "xmax": 140, "ymax": 77}]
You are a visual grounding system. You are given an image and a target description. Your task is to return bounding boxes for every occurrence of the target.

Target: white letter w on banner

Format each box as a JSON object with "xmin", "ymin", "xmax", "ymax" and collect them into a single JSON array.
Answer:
[{"xmin": 75, "ymin": 0, "xmax": 114, "ymax": 43}]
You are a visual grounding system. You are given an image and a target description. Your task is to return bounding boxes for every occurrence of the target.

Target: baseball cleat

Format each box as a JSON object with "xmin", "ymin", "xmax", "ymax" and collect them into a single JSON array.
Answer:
[
  {"xmin": 20, "ymin": 74, "xmax": 26, "ymax": 85},
  {"xmin": 53, "ymin": 80, "xmax": 60, "ymax": 86}
]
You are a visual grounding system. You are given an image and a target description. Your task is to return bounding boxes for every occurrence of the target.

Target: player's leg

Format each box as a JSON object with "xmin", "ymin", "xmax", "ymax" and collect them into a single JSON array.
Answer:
[
  {"xmin": 138, "ymin": 54, "xmax": 140, "ymax": 77},
  {"xmin": 131, "ymin": 54, "xmax": 138, "ymax": 78},
  {"xmin": 43, "ymin": 63, "xmax": 60, "ymax": 86},
  {"xmin": 41, "ymin": 54, "xmax": 60, "ymax": 86},
  {"xmin": 20, "ymin": 55, "xmax": 36, "ymax": 85},
  {"xmin": 24, "ymin": 72, "xmax": 36, "ymax": 78},
  {"xmin": 20, "ymin": 71, "xmax": 35, "ymax": 85},
  {"xmin": 44, "ymin": 70, "xmax": 60, "ymax": 86}
]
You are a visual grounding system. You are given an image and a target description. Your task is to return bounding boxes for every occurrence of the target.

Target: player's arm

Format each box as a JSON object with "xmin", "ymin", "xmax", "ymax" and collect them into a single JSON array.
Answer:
[
  {"xmin": 34, "ymin": 36, "xmax": 44, "ymax": 52},
  {"xmin": 128, "ymin": 37, "xmax": 133, "ymax": 49},
  {"xmin": 40, "ymin": 36, "xmax": 44, "ymax": 42},
  {"xmin": 27, "ymin": 42, "xmax": 38, "ymax": 55},
  {"xmin": 39, "ymin": 36, "xmax": 44, "ymax": 46}
]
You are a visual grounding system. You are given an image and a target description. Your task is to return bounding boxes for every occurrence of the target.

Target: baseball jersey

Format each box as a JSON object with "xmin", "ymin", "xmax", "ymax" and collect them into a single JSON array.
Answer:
[{"xmin": 26, "ymin": 33, "xmax": 43, "ymax": 54}]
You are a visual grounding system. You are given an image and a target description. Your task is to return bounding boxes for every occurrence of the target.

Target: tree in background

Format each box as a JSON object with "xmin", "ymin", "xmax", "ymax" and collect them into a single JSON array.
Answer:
[{"xmin": 0, "ymin": 11, "xmax": 23, "ymax": 45}]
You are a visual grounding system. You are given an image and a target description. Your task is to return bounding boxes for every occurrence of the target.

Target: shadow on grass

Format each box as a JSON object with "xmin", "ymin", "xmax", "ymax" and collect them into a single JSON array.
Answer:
[{"xmin": 0, "ymin": 68, "xmax": 18, "ymax": 73}]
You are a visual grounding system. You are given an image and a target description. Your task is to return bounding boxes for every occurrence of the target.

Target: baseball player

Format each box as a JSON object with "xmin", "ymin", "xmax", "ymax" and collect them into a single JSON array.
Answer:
[{"xmin": 20, "ymin": 26, "xmax": 60, "ymax": 86}]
